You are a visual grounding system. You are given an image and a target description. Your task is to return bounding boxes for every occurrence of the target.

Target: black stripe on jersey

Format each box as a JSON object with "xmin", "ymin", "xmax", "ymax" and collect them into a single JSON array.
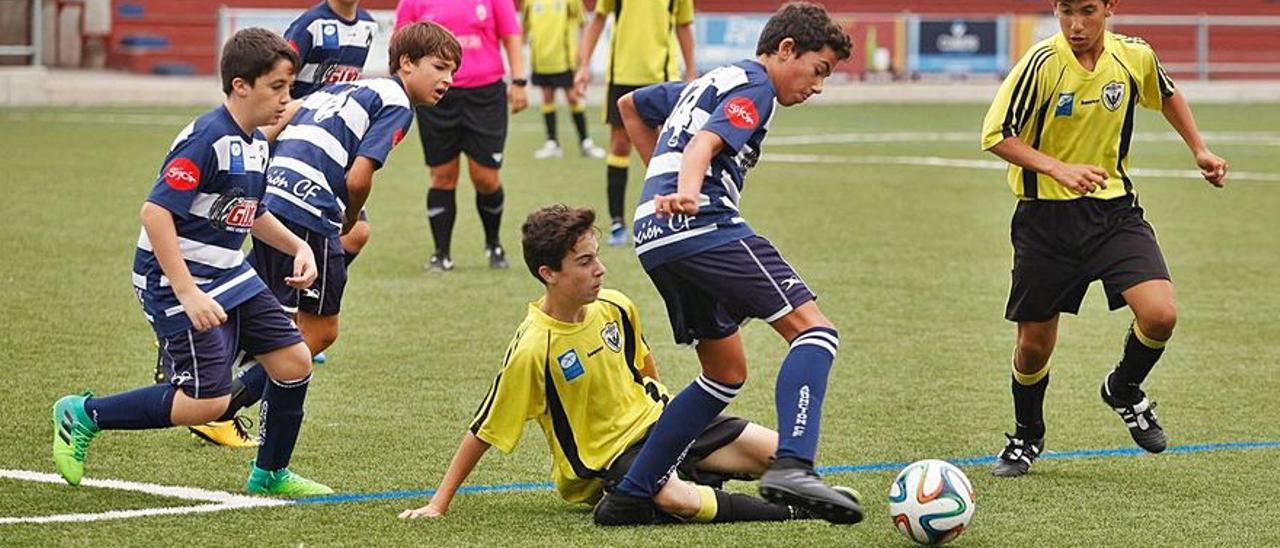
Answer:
[
  {"xmin": 542, "ymin": 330, "xmax": 606, "ymax": 480},
  {"xmin": 598, "ymin": 297, "xmax": 666, "ymax": 405},
  {"xmin": 1021, "ymin": 65, "xmax": 1069, "ymax": 200},
  {"xmin": 1010, "ymin": 48, "xmax": 1056, "ymax": 139},
  {"xmin": 470, "ymin": 323, "xmax": 529, "ymax": 434},
  {"xmin": 1154, "ymin": 52, "xmax": 1175, "ymax": 97},
  {"xmin": 1117, "ymin": 74, "xmax": 1139, "ymax": 194},
  {"xmin": 662, "ymin": 0, "xmax": 676, "ymax": 81},
  {"xmin": 608, "ymin": 0, "xmax": 622, "ymax": 83},
  {"xmin": 1002, "ymin": 46, "xmax": 1054, "ymax": 139}
]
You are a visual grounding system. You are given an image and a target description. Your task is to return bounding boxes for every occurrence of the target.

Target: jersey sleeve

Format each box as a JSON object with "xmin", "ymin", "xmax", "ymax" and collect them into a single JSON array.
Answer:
[
  {"xmin": 283, "ymin": 18, "xmax": 312, "ymax": 64},
  {"xmin": 494, "ymin": 0, "xmax": 521, "ymax": 37},
  {"xmin": 702, "ymin": 82, "xmax": 775, "ymax": 153},
  {"xmin": 146, "ymin": 130, "xmax": 217, "ymax": 219},
  {"xmin": 632, "ymin": 81, "xmax": 686, "ymax": 126},
  {"xmin": 981, "ymin": 45, "xmax": 1054, "ymax": 150},
  {"xmin": 595, "ymin": 0, "xmax": 614, "ymax": 16},
  {"xmin": 674, "ymin": 0, "xmax": 694, "ymax": 25},
  {"xmin": 1139, "ymin": 46, "xmax": 1176, "ymax": 111},
  {"xmin": 469, "ymin": 332, "xmax": 546, "ymax": 454},
  {"xmin": 623, "ymin": 296, "xmax": 651, "ymax": 367},
  {"xmin": 355, "ymin": 103, "xmax": 413, "ymax": 168},
  {"xmin": 569, "ymin": 0, "xmax": 584, "ymax": 24}
]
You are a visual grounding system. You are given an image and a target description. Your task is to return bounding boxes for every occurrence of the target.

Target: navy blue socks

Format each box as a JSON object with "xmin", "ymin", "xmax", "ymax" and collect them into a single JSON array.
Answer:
[{"xmin": 775, "ymin": 327, "xmax": 839, "ymax": 463}]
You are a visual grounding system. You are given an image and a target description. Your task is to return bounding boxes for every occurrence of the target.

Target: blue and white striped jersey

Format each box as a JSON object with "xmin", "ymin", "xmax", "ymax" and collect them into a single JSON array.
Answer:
[
  {"xmin": 284, "ymin": 2, "xmax": 380, "ymax": 98},
  {"xmin": 631, "ymin": 60, "xmax": 776, "ymax": 271},
  {"xmin": 264, "ymin": 77, "xmax": 413, "ymax": 236},
  {"xmin": 133, "ymin": 106, "xmax": 271, "ymax": 337}
]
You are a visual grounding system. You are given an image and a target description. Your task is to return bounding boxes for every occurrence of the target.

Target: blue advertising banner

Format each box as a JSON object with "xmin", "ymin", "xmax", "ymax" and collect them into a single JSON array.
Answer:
[
  {"xmin": 908, "ymin": 18, "xmax": 1008, "ymax": 74},
  {"xmin": 693, "ymin": 14, "xmax": 772, "ymax": 73}
]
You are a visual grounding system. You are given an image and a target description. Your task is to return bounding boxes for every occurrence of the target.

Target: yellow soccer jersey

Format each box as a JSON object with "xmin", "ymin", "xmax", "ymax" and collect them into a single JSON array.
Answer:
[
  {"xmin": 469, "ymin": 289, "xmax": 668, "ymax": 503},
  {"xmin": 981, "ymin": 32, "xmax": 1176, "ymax": 201},
  {"xmin": 596, "ymin": 0, "xmax": 694, "ymax": 86},
  {"xmin": 524, "ymin": 0, "xmax": 583, "ymax": 75}
]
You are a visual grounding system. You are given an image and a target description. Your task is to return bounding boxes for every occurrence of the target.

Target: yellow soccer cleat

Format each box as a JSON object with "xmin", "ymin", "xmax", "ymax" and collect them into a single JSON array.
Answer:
[{"xmin": 189, "ymin": 416, "xmax": 259, "ymax": 448}]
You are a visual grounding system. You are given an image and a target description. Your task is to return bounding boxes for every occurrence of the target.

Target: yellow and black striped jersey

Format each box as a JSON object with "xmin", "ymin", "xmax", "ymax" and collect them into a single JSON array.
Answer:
[
  {"xmin": 523, "ymin": 0, "xmax": 584, "ymax": 75},
  {"xmin": 469, "ymin": 289, "xmax": 668, "ymax": 503},
  {"xmin": 595, "ymin": 0, "xmax": 694, "ymax": 86},
  {"xmin": 981, "ymin": 32, "xmax": 1176, "ymax": 201}
]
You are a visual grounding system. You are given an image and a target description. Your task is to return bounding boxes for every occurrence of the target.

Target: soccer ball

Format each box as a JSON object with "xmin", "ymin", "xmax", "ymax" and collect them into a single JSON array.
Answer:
[{"xmin": 887, "ymin": 459, "xmax": 975, "ymax": 546}]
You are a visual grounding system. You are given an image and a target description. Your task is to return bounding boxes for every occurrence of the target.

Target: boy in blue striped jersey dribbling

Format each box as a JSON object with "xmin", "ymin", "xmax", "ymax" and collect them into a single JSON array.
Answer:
[{"xmin": 595, "ymin": 2, "xmax": 862, "ymax": 526}]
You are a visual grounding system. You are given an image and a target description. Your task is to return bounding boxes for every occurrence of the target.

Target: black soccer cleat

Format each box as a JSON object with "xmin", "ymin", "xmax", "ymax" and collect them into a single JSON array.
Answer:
[
  {"xmin": 1101, "ymin": 373, "xmax": 1167, "ymax": 453},
  {"xmin": 592, "ymin": 491, "xmax": 659, "ymax": 526},
  {"xmin": 424, "ymin": 253, "xmax": 454, "ymax": 272},
  {"xmin": 759, "ymin": 457, "xmax": 863, "ymax": 525},
  {"xmin": 486, "ymin": 244, "xmax": 510, "ymax": 270},
  {"xmin": 992, "ymin": 433, "xmax": 1043, "ymax": 477}
]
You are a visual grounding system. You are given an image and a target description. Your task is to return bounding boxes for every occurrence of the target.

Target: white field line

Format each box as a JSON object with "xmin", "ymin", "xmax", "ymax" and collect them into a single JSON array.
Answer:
[
  {"xmin": 766, "ymin": 153, "xmax": 1280, "ymax": 182},
  {"xmin": 0, "ymin": 112, "xmax": 196, "ymax": 126},
  {"xmin": 0, "ymin": 469, "xmax": 290, "ymax": 525},
  {"xmin": 767, "ymin": 131, "xmax": 1280, "ymax": 147}
]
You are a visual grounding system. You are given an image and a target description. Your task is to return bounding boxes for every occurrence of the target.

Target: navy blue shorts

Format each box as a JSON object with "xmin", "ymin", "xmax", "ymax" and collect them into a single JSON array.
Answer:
[
  {"xmin": 156, "ymin": 290, "xmax": 303, "ymax": 399},
  {"xmin": 646, "ymin": 236, "xmax": 817, "ymax": 345},
  {"xmin": 249, "ymin": 218, "xmax": 346, "ymax": 316}
]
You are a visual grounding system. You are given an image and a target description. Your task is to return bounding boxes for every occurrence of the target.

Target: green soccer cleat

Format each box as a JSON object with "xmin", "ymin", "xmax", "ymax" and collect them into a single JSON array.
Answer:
[
  {"xmin": 246, "ymin": 462, "xmax": 334, "ymax": 497},
  {"xmin": 51, "ymin": 392, "xmax": 100, "ymax": 486}
]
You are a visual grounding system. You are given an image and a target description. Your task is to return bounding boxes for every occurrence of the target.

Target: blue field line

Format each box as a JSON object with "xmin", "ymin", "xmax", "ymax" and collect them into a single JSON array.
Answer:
[{"xmin": 294, "ymin": 439, "xmax": 1280, "ymax": 506}]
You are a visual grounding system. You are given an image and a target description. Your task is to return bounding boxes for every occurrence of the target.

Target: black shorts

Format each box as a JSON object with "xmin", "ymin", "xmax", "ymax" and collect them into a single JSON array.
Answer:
[
  {"xmin": 603, "ymin": 415, "xmax": 752, "ymax": 493},
  {"xmin": 605, "ymin": 83, "xmax": 645, "ymax": 127},
  {"xmin": 1006, "ymin": 194, "xmax": 1171, "ymax": 322},
  {"xmin": 648, "ymin": 236, "xmax": 817, "ymax": 345},
  {"xmin": 532, "ymin": 71, "xmax": 573, "ymax": 88},
  {"xmin": 415, "ymin": 80, "xmax": 508, "ymax": 168},
  {"xmin": 249, "ymin": 218, "xmax": 347, "ymax": 317},
  {"xmin": 156, "ymin": 290, "xmax": 302, "ymax": 398}
]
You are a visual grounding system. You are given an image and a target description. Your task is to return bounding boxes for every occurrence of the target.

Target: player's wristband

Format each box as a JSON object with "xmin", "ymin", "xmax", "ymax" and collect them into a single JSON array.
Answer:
[{"xmin": 511, "ymin": 78, "xmax": 528, "ymax": 87}]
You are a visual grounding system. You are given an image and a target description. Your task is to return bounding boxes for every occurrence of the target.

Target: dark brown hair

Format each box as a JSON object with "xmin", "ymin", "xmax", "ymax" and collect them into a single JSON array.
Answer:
[
  {"xmin": 388, "ymin": 21, "xmax": 463, "ymax": 74},
  {"xmin": 521, "ymin": 205, "xmax": 597, "ymax": 284},
  {"xmin": 756, "ymin": 2, "xmax": 852, "ymax": 61},
  {"xmin": 220, "ymin": 28, "xmax": 299, "ymax": 95}
]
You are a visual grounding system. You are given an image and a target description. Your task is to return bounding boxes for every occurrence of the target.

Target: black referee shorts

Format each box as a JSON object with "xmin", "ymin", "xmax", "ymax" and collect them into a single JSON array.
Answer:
[
  {"xmin": 602, "ymin": 415, "xmax": 752, "ymax": 492},
  {"xmin": 531, "ymin": 70, "xmax": 573, "ymax": 89},
  {"xmin": 1006, "ymin": 194, "xmax": 1171, "ymax": 322},
  {"xmin": 414, "ymin": 80, "xmax": 508, "ymax": 169}
]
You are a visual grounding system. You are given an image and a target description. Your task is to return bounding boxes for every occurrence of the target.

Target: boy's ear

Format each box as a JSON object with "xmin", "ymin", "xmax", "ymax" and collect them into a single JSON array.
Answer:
[
  {"xmin": 230, "ymin": 76, "xmax": 251, "ymax": 97},
  {"xmin": 777, "ymin": 37, "xmax": 796, "ymax": 61},
  {"xmin": 397, "ymin": 54, "xmax": 412, "ymax": 73},
  {"xmin": 538, "ymin": 265, "xmax": 556, "ymax": 285}
]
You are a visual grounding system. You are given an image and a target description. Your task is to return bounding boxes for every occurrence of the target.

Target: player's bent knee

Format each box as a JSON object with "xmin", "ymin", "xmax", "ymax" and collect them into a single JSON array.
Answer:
[
  {"xmin": 1138, "ymin": 307, "xmax": 1177, "ymax": 340},
  {"xmin": 259, "ymin": 342, "xmax": 313, "ymax": 381}
]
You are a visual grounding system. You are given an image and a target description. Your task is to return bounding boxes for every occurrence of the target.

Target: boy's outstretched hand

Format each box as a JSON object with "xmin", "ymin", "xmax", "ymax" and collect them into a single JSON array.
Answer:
[
  {"xmin": 286, "ymin": 246, "xmax": 317, "ymax": 289},
  {"xmin": 399, "ymin": 503, "xmax": 445, "ymax": 519},
  {"xmin": 653, "ymin": 192, "xmax": 701, "ymax": 217}
]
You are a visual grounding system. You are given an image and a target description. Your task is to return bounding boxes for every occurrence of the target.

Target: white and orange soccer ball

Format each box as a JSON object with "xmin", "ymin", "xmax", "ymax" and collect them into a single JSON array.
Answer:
[{"xmin": 887, "ymin": 459, "xmax": 976, "ymax": 546}]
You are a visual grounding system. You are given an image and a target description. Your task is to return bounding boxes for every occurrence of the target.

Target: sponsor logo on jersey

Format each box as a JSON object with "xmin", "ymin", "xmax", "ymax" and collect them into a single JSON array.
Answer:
[
  {"xmin": 1055, "ymin": 91, "xmax": 1075, "ymax": 117},
  {"xmin": 392, "ymin": 128, "xmax": 405, "ymax": 147},
  {"xmin": 163, "ymin": 157, "xmax": 201, "ymax": 191},
  {"xmin": 601, "ymin": 322, "xmax": 622, "ymax": 353},
  {"xmin": 1102, "ymin": 80, "xmax": 1125, "ymax": 111},
  {"xmin": 724, "ymin": 97, "xmax": 760, "ymax": 129},
  {"xmin": 557, "ymin": 348, "xmax": 585, "ymax": 381},
  {"xmin": 321, "ymin": 64, "xmax": 363, "ymax": 84},
  {"xmin": 209, "ymin": 187, "xmax": 257, "ymax": 232}
]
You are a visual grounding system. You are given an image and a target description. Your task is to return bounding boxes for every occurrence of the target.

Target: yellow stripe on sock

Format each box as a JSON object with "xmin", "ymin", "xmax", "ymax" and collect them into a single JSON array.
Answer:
[
  {"xmin": 1012, "ymin": 361, "xmax": 1050, "ymax": 386},
  {"xmin": 1133, "ymin": 323, "xmax": 1167, "ymax": 349},
  {"xmin": 606, "ymin": 154, "xmax": 629, "ymax": 168},
  {"xmin": 690, "ymin": 485, "xmax": 718, "ymax": 523},
  {"xmin": 540, "ymin": 103, "xmax": 557, "ymax": 114}
]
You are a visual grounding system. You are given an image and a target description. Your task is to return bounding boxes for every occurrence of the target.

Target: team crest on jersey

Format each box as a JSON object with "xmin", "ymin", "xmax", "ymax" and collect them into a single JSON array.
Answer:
[
  {"xmin": 724, "ymin": 97, "xmax": 760, "ymax": 130},
  {"xmin": 475, "ymin": 3, "xmax": 488, "ymax": 21},
  {"xmin": 601, "ymin": 322, "xmax": 622, "ymax": 353},
  {"xmin": 1102, "ymin": 80, "xmax": 1125, "ymax": 111},
  {"xmin": 208, "ymin": 186, "xmax": 258, "ymax": 232},
  {"xmin": 1055, "ymin": 91, "xmax": 1075, "ymax": 117},
  {"xmin": 163, "ymin": 157, "xmax": 200, "ymax": 191},
  {"xmin": 321, "ymin": 24, "xmax": 339, "ymax": 49},
  {"xmin": 557, "ymin": 349, "xmax": 585, "ymax": 381},
  {"xmin": 229, "ymin": 142, "xmax": 245, "ymax": 174}
]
